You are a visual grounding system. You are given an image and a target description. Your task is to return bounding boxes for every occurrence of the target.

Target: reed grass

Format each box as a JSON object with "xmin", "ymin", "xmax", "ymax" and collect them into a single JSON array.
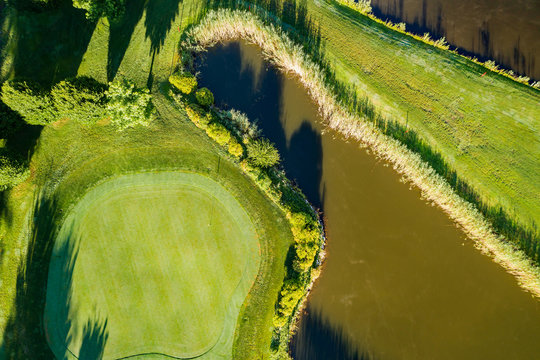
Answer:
[{"xmin": 186, "ymin": 8, "xmax": 540, "ymax": 297}]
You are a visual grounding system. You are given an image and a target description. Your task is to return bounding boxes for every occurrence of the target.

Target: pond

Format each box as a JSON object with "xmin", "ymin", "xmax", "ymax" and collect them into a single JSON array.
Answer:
[{"xmin": 196, "ymin": 41, "xmax": 540, "ymax": 359}]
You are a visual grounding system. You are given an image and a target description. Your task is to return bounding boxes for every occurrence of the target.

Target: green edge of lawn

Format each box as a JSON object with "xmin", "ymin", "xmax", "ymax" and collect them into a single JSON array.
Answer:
[{"xmin": 45, "ymin": 171, "xmax": 261, "ymax": 359}]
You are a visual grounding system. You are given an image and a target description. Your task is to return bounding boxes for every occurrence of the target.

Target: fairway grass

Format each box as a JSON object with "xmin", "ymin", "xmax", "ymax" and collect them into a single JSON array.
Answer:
[{"xmin": 45, "ymin": 172, "xmax": 260, "ymax": 359}]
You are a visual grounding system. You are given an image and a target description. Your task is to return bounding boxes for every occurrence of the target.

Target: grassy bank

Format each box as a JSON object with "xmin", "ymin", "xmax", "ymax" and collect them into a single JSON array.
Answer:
[{"xmin": 185, "ymin": 8, "xmax": 540, "ymax": 296}]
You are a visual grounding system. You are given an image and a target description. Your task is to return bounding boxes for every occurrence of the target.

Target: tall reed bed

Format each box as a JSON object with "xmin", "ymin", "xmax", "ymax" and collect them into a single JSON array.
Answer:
[{"xmin": 185, "ymin": 9, "xmax": 540, "ymax": 297}]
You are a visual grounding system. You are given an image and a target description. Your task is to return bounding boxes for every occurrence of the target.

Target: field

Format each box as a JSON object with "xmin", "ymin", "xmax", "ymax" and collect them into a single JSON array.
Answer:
[
  {"xmin": 1, "ymin": 0, "xmax": 539, "ymax": 357},
  {"xmin": 45, "ymin": 172, "xmax": 260, "ymax": 359},
  {"xmin": 306, "ymin": 0, "xmax": 540, "ymax": 230}
]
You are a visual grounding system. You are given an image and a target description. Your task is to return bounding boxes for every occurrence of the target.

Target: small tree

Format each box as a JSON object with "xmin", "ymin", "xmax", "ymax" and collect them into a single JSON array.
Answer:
[
  {"xmin": 51, "ymin": 77, "xmax": 107, "ymax": 123},
  {"xmin": 195, "ymin": 87, "xmax": 214, "ymax": 107},
  {"xmin": 1, "ymin": 80, "xmax": 57, "ymax": 125},
  {"xmin": 169, "ymin": 71, "xmax": 198, "ymax": 94},
  {"xmin": 185, "ymin": 103, "xmax": 211, "ymax": 128},
  {"xmin": 105, "ymin": 79, "xmax": 154, "ymax": 130},
  {"xmin": 247, "ymin": 138, "xmax": 280, "ymax": 168}
]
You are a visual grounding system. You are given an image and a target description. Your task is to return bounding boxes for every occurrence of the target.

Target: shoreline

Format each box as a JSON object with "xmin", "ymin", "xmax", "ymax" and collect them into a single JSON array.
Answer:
[{"xmin": 186, "ymin": 9, "xmax": 540, "ymax": 300}]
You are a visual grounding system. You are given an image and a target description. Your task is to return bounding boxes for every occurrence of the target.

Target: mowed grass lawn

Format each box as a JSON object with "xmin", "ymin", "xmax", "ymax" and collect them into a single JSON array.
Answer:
[{"xmin": 45, "ymin": 172, "xmax": 260, "ymax": 359}]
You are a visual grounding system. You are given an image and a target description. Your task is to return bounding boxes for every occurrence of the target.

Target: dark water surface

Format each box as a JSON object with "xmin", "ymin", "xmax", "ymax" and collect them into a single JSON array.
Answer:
[
  {"xmin": 370, "ymin": 0, "xmax": 540, "ymax": 80},
  {"xmin": 196, "ymin": 42, "xmax": 540, "ymax": 359}
]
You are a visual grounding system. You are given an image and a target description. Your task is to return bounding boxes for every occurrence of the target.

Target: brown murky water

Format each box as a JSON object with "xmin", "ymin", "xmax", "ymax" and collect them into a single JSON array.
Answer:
[
  {"xmin": 197, "ymin": 41, "xmax": 540, "ymax": 359},
  {"xmin": 370, "ymin": 0, "xmax": 540, "ymax": 80}
]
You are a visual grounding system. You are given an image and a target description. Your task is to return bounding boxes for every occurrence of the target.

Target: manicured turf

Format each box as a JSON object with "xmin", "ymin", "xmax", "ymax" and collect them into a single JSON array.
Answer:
[{"xmin": 45, "ymin": 172, "xmax": 260, "ymax": 359}]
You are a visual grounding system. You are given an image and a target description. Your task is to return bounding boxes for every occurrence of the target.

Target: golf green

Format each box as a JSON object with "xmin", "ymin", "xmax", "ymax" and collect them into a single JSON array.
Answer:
[{"xmin": 44, "ymin": 171, "xmax": 261, "ymax": 359}]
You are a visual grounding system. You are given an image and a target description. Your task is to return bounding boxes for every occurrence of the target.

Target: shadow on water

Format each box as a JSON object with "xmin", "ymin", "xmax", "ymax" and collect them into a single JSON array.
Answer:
[
  {"xmin": 2, "ymin": 194, "xmax": 108, "ymax": 358},
  {"xmin": 291, "ymin": 304, "xmax": 373, "ymax": 360},
  {"xmin": 196, "ymin": 42, "xmax": 325, "ymax": 210}
]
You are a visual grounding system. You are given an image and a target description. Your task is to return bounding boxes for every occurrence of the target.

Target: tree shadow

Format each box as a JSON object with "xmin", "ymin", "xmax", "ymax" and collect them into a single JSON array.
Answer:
[
  {"xmin": 290, "ymin": 304, "xmax": 374, "ymax": 360},
  {"xmin": 2, "ymin": 193, "xmax": 109, "ymax": 358},
  {"xmin": 107, "ymin": 0, "xmax": 147, "ymax": 81},
  {"xmin": 144, "ymin": 0, "xmax": 182, "ymax": 55},
  {"xmin": 5, "ymin": 0, "xmax": 96, "ymax": 86}
]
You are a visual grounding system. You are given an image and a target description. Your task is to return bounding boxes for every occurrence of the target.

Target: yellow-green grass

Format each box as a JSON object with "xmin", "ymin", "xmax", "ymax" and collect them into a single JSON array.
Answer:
[
  {"xmin": 306, "ymin": 0, "xmax": 540, "ymax": 230},
  {"xmin": 45, "ymin": 171, "xmax": 260, "ymax": 359}
]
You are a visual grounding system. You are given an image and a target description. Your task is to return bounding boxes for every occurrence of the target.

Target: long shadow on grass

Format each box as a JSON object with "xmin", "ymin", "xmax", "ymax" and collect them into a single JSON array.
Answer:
[
  {"xmin": 107, "ymin": 0, "xmax": 146, "ymax": 82},
  {"xmin": 5, "ymin": 0, "xmax": 96, "ymax": 86},
  {"xmin": 291, "ymin": 304, "xmax": 373, "ymax": 360},
  {"xmin": 2, "ymin": 194, "xmax": 109, "ymax": 358},
  {"xmin": 196, "ymin": 42, "xmax": 325, "ymax": 211}
]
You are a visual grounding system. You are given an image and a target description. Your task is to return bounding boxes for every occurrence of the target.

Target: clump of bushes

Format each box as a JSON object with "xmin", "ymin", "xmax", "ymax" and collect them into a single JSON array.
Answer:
[
  {"xmin": 205, "ymin": 122, "xmax": 230, "ymax": 146},
  {"xmin": 1, "ymin": 80, "xmax": 57, "ymax": 125},
  {"xmin": 273, "ymin": 278, "xmax": 304, "ymax": 328},
  {"xmin": 1, "ymin": 77, "xmax": 108, "ymax": 126},
  {"xmin": 195, "ymin": 87, "xmax": 214, "ymax": 107},
  {"xmin": 247, "ymin": 138, "xmax": 280, "ymax": 168},
  {"xmin": 51, "ymin": 77, "xmax": 107, "ymax": 123},
  {"xmin": 105, "ymin": 79, "xmax": 154, "ymax": 130},
  {"xmin": 169, "ymin": 71, "xmax": 198, "ymax": 94}
]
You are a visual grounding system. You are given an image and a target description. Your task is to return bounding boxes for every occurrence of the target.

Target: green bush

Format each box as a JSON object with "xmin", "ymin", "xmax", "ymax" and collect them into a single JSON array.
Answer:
[
  {"xmin": 105, "ymin": 79, "xmax": 154, "ymax": 130},
  {"xmin": 169, "ymin": 71, "xmax": 198, "ymax": 94},
  {"xmin": 195, "ymin": 87, "xmax": 214, "ymax": 107},
  {"xmin": 0, "ymin": 101, "xmax": 23, "ymax": 139},
  {"xmin": 51, "ymin": 77, "xmax": 107, "ymax": 123},
  {"xmin": 274, "ymin": 278, "xmax": 304, "ymax": 327},
  {"xmin": 73, "ymin": 0, "xmax": 125, "ymax": 21},
  {"xmin": 185, "ymin": 104, "xmax": 213, "ymax": 129},
  {"xmin": 247, "ymin": 138, "xmax": 280, "ymax": 168},
  {"xmin": 1, "ymin": 80, "xmax": 56, "ymax": 125},
  {"xmin": 0, "ymin": 154, "xmax": 29, "ymax": 191},
  {"xmin": 205, "ymin": 122, "xmax": 231, "ymax": 146},
  {"xmin": 227, "ymin": 137, "xmax": 244, "ymax": 158}
]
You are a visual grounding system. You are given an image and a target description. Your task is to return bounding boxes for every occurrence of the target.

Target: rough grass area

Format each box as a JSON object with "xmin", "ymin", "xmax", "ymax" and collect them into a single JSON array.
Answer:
[
  {"xmin": 307, "ymin": 0, "xmax": 540, "ymax": 230},
  {"xmin": 45, "ymin": 172, "xmax": 260, "ymax": 359}
]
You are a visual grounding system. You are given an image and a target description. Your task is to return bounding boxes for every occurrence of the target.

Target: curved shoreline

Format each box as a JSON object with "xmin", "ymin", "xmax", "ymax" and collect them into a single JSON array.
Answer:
[{"xmin": 186, "ymin": 9, "xmax": 540, "ymax": 297}]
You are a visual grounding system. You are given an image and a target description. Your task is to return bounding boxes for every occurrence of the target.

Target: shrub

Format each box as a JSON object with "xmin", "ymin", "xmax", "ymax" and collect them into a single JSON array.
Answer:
[
  {"xmin": 227, "ymin": 137, "xmax": 244, "ymax": 157},
  {"xmin": 274, "ymin": 278, "xmax": 304, "ymax": 327},
  {"xmin": 1, "ymin": 80, "xmax": 56, "ymax": 125},
  {"xmin": 247, "ymin": 138, "xmax": 280, "ymax": 168},
  {"xmin": 105, "ymin": 79, "xmax": 154, "ymax": 130},
  {"xmin": 205, "ymin": 122, "xmax": 230, "ymax": 146},
  {"xmin": 195, "ymin": 87, "xmax": 214, "ymax": 107},
  {"xmin": 51, "ymin": 77, "xmax": 107, "ymax": 123},
  {"xmin": 185, "ymin": 103, "xmax": 211, "ymax": 128},
  {"xmin": 169, "ymin": 71, "xmax": 198, "ymax": 94},
  {"xmin": 226, "ymin": 109, "xmax": 259, "ymax": 142},
  {"xmin": 0, "ymin": 101, "xmax": 23, "ymax": 139},
  {"xmin": 0, "ymin": 154, "xmax": 29, "ymax": 191},
  {"xmin": 73, "ymin": 0, "xmax": 125, "ymax": 21}
]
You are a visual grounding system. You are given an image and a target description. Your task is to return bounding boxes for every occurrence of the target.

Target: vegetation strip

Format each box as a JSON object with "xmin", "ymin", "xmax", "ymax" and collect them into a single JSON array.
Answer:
[
  {"xmin": 185, "ymin": 8, "xmax": 540, "ymax": 297},
  {"xmin": 167, "ymin": 65, "xmax": 325, "ymax": 358}
]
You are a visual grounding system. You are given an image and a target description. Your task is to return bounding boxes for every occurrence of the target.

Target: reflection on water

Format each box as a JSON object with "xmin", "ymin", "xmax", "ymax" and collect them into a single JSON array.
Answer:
[
  {"xmin": 291, "ymin": 305, "xmax": 372, "ymax": 360},
  {"xmin": 370, "ymin": 0, "xmax": 540, "ymax": 80},
  {"xmin": 196, "ymin": 41, "xmax": 540, "ymax": 359}
]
